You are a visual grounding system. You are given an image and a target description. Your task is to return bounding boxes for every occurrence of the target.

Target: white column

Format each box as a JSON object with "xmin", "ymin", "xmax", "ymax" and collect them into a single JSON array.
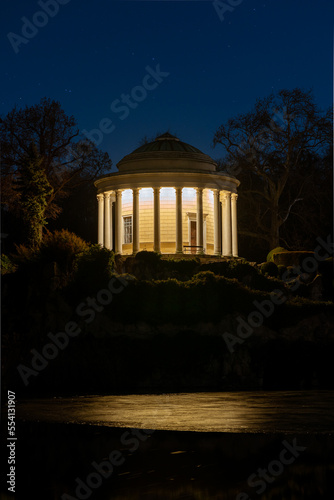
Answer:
[
  {"xmin": 109, "ymin": 195, "xmax": 113, "ymax": 250},
  {"xmin": 175, "ymin": 187, "xmax": 183, "ymax": 253},
  {"xmin": 104, "ymin": 193, "xmax": 111, "ymax": 249},
  {"xmin": 231, "ymin": 193, "xmax": 238, "ymax": 257},
  {"xmin": 213, "ymin": 189, "xmax": 220, "ymax": 255},
  {"xmin": 153, "ymin": 187, "xmax": 161, "ymax": 253},
  {"xmin": 115, "ymin": 190, "xmax": 122, "ymax": 254},
  {"xmin": 133, "ymin": 188, "xmax": 140, "ymax": 254},
  {"xmin": 222, "ymin": 192, "xmax": 232, "ymax": 256},
  {"xmin": 196, "ymin": 188, "xmax": 204, "ymax": 253},
  {"xmin": 97, "ymin": 193, "xmax": 104, "ymax": 246},
  {"xmin": 221, "ymin": 192, "xmax": 224, "ymax": 255}
]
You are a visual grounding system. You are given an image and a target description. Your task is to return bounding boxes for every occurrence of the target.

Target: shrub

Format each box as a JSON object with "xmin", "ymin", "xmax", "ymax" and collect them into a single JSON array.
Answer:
[
  {"xmin": 273, "ymin": 251, "xmax": 315, "ymax": 268},
  {"xmin": 134, "ymin": 250, "xmax": 161, "ymax": 265},
  {"xmin": 198, "ymin": 260, "xmax": 231, "ymax": 276},
  {"xmin": 285, "ymin": 266, "xmax": 296, "ymax": 279},
  {"xmin": 163, "ymin": 258, "xmax": 199, "ymax": 280},
  {"xmin": 260, "ymin": 261, "xmax": 278, "ymax": 277},
  {"xmin": 0, "ymin": 254, "xmax": 17, "ymax": 275},
  {"xmin": 11, "ymin": 244, "xmax": 36, "ymax": 265},
  {"xmin": 267, "ymin": 247, "xmax": 287, "ymax": 262},
  {"xmin": 73, "ymin": 244, "xmax": 115, "ymax": 293},
  {"xmin": 130, "ymin": 251, "xmax": 162, "ymax": 280},
  {"xmin": 118, "ymin": 273, "xmax": 137, "ymax": 282},
  {"xmin": 198, "ymin": 259, "xmax": 284, "ymax": 292},
  {"xmin": 192, "ymin": 270, "xmax": 217, "ymax": 282},
  {"xmin": 38, "ymin": 229, "xmax": 89, "ymax": 273},
  {"xmin": 277, "ymin": 264, "xmax": 287, "ymax": 279},
  {"xmin": 228, "ymin": 260, "xmax": 258, "ymax": 280}
]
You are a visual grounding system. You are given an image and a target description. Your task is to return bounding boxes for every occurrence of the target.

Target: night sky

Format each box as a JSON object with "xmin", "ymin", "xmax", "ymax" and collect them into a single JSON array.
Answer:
[{"xmin": 1, "ymin": 0, "xmax": 333, "ymax": 170}]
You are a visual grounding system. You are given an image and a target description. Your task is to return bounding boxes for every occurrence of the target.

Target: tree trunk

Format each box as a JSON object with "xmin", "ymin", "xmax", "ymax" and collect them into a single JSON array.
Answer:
[{"xmin": 269, "ymin": 203, "xmax": 280, "ymax": 250}]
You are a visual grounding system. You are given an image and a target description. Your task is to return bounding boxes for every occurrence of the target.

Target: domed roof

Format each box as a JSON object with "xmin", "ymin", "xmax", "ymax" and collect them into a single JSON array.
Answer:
[
  {"xmin": 131, "ymin": 132, "xmax": 203, "ymax": 154},
  {"xmin": 117, "ymin": 132, "xmax": 217, "ymax": 173}
]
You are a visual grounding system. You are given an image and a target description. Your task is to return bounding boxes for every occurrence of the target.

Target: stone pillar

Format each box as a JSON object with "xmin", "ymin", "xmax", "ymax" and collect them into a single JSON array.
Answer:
[
  {"xmin": 196, "ymin": 188, "xmax": 204, "ymax": 253},
  {"xmin": 213, "ymin": 189, "xmax": 220, "ymax": 255},
  {"xmin": 153, "ymin": 187, "xmax": 161, "ymax": 253},
  {"xmin": 231, "ymin": 193, "xmax": 238, "ymax": 257},
  {"xmin": 222, "ymin": 191, "xmax": 232, "ymax": 256},
  {"xmin": 104, "ymin": 193, "xmax": 111, "ymax": 249},
  {"xmin": 175, "ymin": 187, "xmax": 183, "ymax": 254},
  {"xmin": 97, "ymin": 193, "xmax": 104, "ymax": 246},
  {"xmin": 221, "ymin": 192, "xmax": 224, "ymax": 255},
  {"xmin": 109, "ymin": 195, "xmax": 113, "ymax": 250},
  {"xmin": 115, "ymin": 190, "xmax": 122, "ymax": 254},
  {"xmin": 133, "ymin": 188, "xmax": 140, "ymax": 254}
]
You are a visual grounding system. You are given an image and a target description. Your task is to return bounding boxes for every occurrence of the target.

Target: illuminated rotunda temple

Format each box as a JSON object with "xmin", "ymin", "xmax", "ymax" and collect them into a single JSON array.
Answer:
[{"xmin": 94, "ymin": 133, "xmax": 240, "ymax": 256}]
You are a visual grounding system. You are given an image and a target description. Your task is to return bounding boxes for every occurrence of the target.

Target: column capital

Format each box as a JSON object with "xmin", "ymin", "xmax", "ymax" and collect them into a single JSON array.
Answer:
[
  {"xmin": 231, "ymin": 193, "xmax": 238, "ymax": 200},
  {"xmin": 104, "ymin": 192, "xmax": 110, "ymax": 200},
  {"xmin": 97, "ymin": 193, "xmax": 104, "ymax": 202},
  {"xmin": 222, "ymin": 191, "xmax": 231, "ymax": 200},
  {"xmin": 133, "ymin": 187, "xmax": 140, "ymax": 194}
]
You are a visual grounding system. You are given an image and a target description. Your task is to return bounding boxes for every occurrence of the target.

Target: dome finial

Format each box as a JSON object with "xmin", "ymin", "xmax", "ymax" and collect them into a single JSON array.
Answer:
[{"xmin": 156, "ymin": 132, "xmax": 179, "ymax": 141}]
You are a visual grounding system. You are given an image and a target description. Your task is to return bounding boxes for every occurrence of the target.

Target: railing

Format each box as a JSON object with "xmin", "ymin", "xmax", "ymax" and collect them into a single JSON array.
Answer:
[{"xmin": 183, "ymin": 245, "xmax": 204, "ymax": 254}]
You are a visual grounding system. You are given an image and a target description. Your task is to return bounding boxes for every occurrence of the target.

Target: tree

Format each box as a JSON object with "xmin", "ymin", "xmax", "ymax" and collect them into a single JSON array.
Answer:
[
  {"xmin": 15, "ymin": 143, "xmax": 53, "ymax": 246},
  {"xmin": 213, "ymin": 88, "xmax": 332, "ymax": 251},
  {"xmin": 0, "ymin": 97, "xmax": 112, "ymax": 222}
]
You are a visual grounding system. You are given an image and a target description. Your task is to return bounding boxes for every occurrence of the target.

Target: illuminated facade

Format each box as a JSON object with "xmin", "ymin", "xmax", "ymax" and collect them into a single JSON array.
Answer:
[{"xmin": 94, "ymin": 133, "xmax": 240, "ymax": 256}]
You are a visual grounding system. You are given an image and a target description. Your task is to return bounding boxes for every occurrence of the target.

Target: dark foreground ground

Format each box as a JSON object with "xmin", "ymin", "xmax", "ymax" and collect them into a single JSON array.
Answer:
[{"xmin": 1, "ymin": 421, "xmax": 334, "ymax": 500}]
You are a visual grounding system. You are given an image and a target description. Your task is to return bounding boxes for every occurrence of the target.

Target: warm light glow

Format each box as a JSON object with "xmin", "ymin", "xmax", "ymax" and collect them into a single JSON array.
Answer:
[
  {"xmin": 182, "ymin": 188, "xmax": 196, "ymax": 201},
  {"xmin": 139, "ymin": 188, "xmax": 153, "ymax": 201},
  {"xmin": 160, "ymin": 187, "xmax": 175, "ymax": 201},
  {"xmin": 122, "ymin": 189, "xmax": 133, "ymax": 203}
]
